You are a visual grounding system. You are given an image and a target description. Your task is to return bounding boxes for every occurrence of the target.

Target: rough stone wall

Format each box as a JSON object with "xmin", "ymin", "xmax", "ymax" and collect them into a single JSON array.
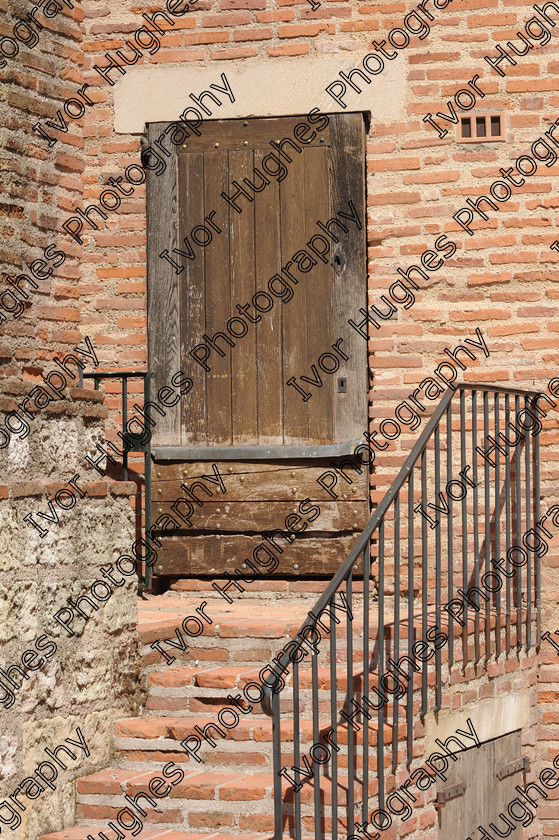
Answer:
[{"xmin": 0, "ymin": 385, "xmax": 144, "ymax": 838}]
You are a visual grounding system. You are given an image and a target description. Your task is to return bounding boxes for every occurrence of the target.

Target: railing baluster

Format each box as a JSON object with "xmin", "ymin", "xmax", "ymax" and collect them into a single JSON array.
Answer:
[
  {"xmin": 272, "ymin": 688, "xmax": 283, "ymax": 840},
  {"xmin": 483, "ymin": 390, "xmax": 491, "ymax": 661},
  {"xmin": 346, "ymin": 574, "xmax": 354, "ymax": 835},
  {"xmin": 377, "ymin": 519, "xmax": 385, "ymax": 810},
  {"xmin": 446, "ymin": 402, "xmax": 454, "ymax": 670},
  {"xmin": 361, "ymin": 543, "xmax": 369, "ymax": 826},
  {"xmin": 312, "ymin": 645, "xmax": 320, "ymax": 840},
  {"xmin": 293, "ymin": 659, "xmax": 301, "ymax": 840},
  {"xmin": 494, "ymin": 392, "xmax": 501, "ymax": 660},
  {"xmin": 420, "ymin": 450, "xmax": 427, "ymax": 719},
  {"xmin": 143, "ymin": 371, "xmax": 153, "ymax": 592},
  {"xmin": 515, "ymin": 395, "xmax": 522, "ymax": 649},
  {"xmin": 329, "ymin": 609, "xmax": 338, "ymax": 840},
  {"xmin": 525, "ymin": 395, "xmax": 532, "ymax": 651},
  {"xmin": 505, "ymin": 394, "xmax": 511, "ymax": 655},
  {"xmin": 533, "ymin": 395, "xmax": 541, "ymax": 648},
  {"xmin": 472, "ymin": 389, "xmax": 480, "ymax": 665},
  {"xmin": 406, "ymin": 473, "xmax": 414, "ymax": 769},
  {"xmin": 392, "ymin": 496, "xmax": 400, "ymax": 763},
  {"xmin": 122, "ymin": 375, "xmax": 128, "ymax": 482},
  {"xmin": 460, "ymin": 390, "xmax": 468, "ymax": 667},
  {"xmin": 434, "ymin": 427, "xmax": 441, "ymax": 713}
]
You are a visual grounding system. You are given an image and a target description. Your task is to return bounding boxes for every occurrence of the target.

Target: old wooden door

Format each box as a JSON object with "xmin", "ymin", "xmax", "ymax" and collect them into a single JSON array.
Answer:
[
  {"xmin": 146, "ymin": 113, "xmax": 368, "ymax": 578},
  {"xmin": 437, "ymin": 731, "xmax": 524, "ymax": 839}
]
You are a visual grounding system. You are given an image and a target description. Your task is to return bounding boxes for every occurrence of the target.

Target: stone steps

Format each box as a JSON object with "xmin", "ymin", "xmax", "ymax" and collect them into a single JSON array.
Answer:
[
  {"xmin": 112, "ymin": 711, "xmax": 395, "ymax": 753},
  {"xmin": 73, "ymin": 767, "xmax": 364, "ymax": 835},
  {"xmin": 40, "ymin": 590, "xmax": 521, "ymax": 840},
  {"xmin": 144, "ymin": 663, "xmax": 382, "ymax": 717},
  {"xmin": 41, "ymin": 827, "xmax": 271, "ymax": 840}
]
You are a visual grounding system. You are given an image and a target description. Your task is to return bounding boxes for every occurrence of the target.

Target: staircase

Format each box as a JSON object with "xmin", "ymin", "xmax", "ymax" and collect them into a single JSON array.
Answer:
[
  {"xmin": 40, "ymin": 587, "xmax": 381, "ymax": 840},
  {"xmin": 40, "ymin": 384, "xmax": 542, "ymax": 840}
]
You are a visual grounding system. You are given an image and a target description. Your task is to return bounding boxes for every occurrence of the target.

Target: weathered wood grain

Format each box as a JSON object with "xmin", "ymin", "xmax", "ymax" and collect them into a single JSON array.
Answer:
[
  {"xmin": 151, "ymin": 463, "xmax": 368, "ymax": 502},
  {"xmin": 151, "ymin": 534, "xmax": 361, "ymax": 577},
  {"xmin": 150, "ymin": 500, "xmax": 367, "ymax": 532}
]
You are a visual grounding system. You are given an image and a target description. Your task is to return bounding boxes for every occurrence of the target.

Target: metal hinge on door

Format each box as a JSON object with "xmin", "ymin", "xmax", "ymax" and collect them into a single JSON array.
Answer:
[
  {"xmin": 497, "ymin": 757, "xmax": 530, "ymax": 780},
  {"xmin": 435, "ymin": 781, "xmax": 466, "ymax": 808}
]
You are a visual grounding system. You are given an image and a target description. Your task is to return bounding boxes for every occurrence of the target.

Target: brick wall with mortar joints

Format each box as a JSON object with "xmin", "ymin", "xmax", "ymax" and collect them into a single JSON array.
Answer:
[
  {"xmin": 366, "ymin": 655, "xmax": 542, "ymax": 840},
  {"xmin": 0, "ymin": 0, "xmax": 86, "ymax": 379},
  {"xmin": 57, "ymin": 0, "xmax": 559, "ymax": 485}
]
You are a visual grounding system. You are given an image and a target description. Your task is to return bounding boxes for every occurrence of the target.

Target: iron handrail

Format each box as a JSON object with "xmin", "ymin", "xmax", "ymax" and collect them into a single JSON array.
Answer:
[
  {"xmin": 262, "ymin": 381, "xmax": 542, "ymax": 716},
  {"xmin": 263, "ymin": 381, "xmax": 542, "ymax": 840},
  {"xmin": 79, "ymin": 368, "xmax": 152, "ymax": 591}
]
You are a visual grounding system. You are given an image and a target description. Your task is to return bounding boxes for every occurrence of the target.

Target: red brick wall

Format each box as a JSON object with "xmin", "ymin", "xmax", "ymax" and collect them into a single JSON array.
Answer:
[{"xmin": 0, "ymin": 0, "xmax": 85, "ymax": 378}]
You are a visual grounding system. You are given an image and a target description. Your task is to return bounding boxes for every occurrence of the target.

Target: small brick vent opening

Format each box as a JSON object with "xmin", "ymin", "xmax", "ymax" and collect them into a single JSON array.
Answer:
[{"xmin": 458, "ymin": 114, "xmax": 504, "ymax": 143}]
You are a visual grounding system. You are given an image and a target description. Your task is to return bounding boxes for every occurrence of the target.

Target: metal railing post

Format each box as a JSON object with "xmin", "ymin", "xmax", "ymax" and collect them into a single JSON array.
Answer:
[
  {"xmin": 81, "ymin": 369, "xmax": 152, "ymax": 592},
  {"xmin": 143, "ymin": 371, "xmax": 152, "ymax": 592}
]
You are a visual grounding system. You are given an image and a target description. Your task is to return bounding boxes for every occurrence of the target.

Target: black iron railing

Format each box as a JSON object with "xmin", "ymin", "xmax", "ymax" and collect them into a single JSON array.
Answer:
[
  {"xmin": 262, "ymin": 383, "xmax": 542, "ymax": 840},
  {"xmin": 79, "ymin": 369, "xmax": 153, "ymax": 590}
]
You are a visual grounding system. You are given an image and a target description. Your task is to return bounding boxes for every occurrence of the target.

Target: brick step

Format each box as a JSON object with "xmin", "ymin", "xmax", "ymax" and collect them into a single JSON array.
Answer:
[
  {"xmin": 143, "ymin": 611, "xmax": 513, "ymax": 700},
  {"xmin": 40, "ymin": 828, "xmax": 256, "ymax": 840},
  {"xmin": 140, "ymin": 601, "xmax": 513, "ymax": 662},
  {"xmin": 112, "ymin": 712, "xmax": 398, "ymax": 774},
  {"xmin": 140, "ymin": 620, "xmax": 429, "ymax": 672},
  {"xmin": 148, "ymin": 664, "xmax": 374, "ymax": 692},
  {"xmin": 138, "ymin": 594, "xmax": 435, "ymax": 675},
  {"xmin": 75, "ymin": 768, "xmax": 364, "ymax": 832},
  {"xmin": 145, "ymin": 664, "xmax": 369, "ymax": 715},
  {"xmin": 146, "ymin": 666, "xmax": 269, "ymax": 715},
  {"xmin": 144, "ymin": 660, "xmax": 434, "ymax": 717},
  {"xmin": 46, "ymin": 587, "xmax": 527, "ymax": 840},
  {"xmin": 140, "ymin": 611, "xmax": 441, "ymax": 651},
  {"xmin": 112, "ymin": 744, "xmax": 393, "ymax": 775},
  {"xmin": 170, "ymin": 579, "xmax": 331, "ymax": 597},
  {"xmin": 113, "ymin": 715, "xmax": 395, "ymax": 749}
]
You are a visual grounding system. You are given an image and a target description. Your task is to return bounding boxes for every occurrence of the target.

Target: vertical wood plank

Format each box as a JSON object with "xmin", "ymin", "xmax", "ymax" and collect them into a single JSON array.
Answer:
[
  {"xmin": 203, "ymin": 150, "xmax": 232, "ymax": 445},
  {"xmin": 330, "ymin": 113, "xmax": 368, "ymax": 441},
  {"xmin": 254, "ymin": 148, "xmax": 283, "ymax": 444},
  {"xmin": 149, "ymin": 115, "xmax": 367, "ymax": 452},
  {"xmin": 229, "ymin": 149, "xmax": 258, "ymax": 444},
  {"xmin": 303, "ymin": 146, "xmax": 333, "ymax": 444},
  {"xmin": 280, "ymin": 147, "xmax": 309, "ymax": 444},
  {"xmin": 146, "ymin": 122, "xmax": 181, "ymax": 446},
  {"xmin": 179, "ymin": 152, "xmax": 206, "ymax": 444},
  {"xmin": 494, "ymin": 732, "xmax": 522, "ymax": 840}
]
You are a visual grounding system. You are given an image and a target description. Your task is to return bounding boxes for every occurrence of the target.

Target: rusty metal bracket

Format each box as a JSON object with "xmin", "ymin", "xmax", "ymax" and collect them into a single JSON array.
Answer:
[
  {"xmin": 435, "ymin": 781, "xmax": 466, "ymax": 808},
  {"xmin": 497, "ymin": 756, "xmax": 530, "ymax": 780}
]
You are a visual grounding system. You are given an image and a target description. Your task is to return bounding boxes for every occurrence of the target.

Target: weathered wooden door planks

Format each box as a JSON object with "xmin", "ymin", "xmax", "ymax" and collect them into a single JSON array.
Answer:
[{"xmin": 147, "ymin": 114, "xmax": 368, "ymax": 577}]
